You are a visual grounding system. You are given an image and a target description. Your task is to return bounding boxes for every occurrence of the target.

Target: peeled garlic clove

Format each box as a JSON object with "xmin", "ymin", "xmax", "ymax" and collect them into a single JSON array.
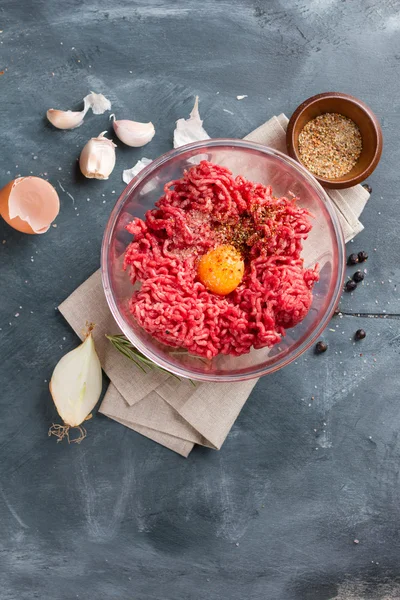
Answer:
[
  {"xmin": 79, "ymin": 131, "xmax": 117, "ymax": 180},
  {"xmin": 122, "ymin": 157, "xmax": 153, "ymax": 184},
  {"xmin": 111, "ymin": 114, "xmax": 155, "ymax": 147},
  {"xmin": 50, "ymin": 332, "xmax": 102, "ymax": 428},
  {"xmin": 0, "ymin": 177, "xmax": 60, "ymax": 234},
  {"xmin": 173, "ymin": 96, "xmax": 210, "ymax": 148}
]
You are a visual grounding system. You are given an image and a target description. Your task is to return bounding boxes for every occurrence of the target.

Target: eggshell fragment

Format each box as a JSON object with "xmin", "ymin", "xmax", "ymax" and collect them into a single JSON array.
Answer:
[{"xmin": 0, "ymin": 177, "xmax": 60, "ymax": 234}]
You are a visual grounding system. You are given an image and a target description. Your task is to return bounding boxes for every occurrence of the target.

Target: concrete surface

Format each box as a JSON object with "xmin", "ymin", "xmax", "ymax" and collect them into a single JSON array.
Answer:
[{"xmin": 1, "ymin": 1, "xmax": 400, "ymax": 598}]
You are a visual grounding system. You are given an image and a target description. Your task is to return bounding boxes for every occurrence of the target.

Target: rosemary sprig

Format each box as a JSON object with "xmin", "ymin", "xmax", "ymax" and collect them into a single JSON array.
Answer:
[{"xmin": 106, "ymin": 334, "xmax": 195, "ymax": 385}]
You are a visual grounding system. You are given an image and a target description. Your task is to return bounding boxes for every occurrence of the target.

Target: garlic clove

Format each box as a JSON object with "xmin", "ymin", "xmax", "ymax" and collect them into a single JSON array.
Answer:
[
  {"xmin": 84, "ymin": 91, "xmax": 112, "ymax": 115},
  {"xmin": 47, "ymin": 106, "xmax": 88, "ymax": 130},
  {"xmin": 0, "ymin": 177, "xmax": 60, "ymax": 234},
  {"xmin": 79, "ymin": 131, "xmax": 117, "ymax": 180},
  {"xmin": 173, "ymin": 96, "xmax": 210, "ymax": 148},
  {"xmin": 46, "ymin": 91, "xmax": 111, "ymax": 129},
  {"xmin": 122, "ymin": 157, "xmax": 153, "ymax": 184},
  {"xmin": 111, "ymin": 115, "xmax": 155, "ymax": 147},
  {"xmin": 50, "ymin": 332, "xmax": 102, "ymax": 428}
]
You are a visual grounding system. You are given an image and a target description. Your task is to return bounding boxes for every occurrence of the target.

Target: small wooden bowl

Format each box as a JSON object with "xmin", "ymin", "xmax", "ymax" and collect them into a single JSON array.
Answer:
[{"xmin": 286, "ymin": 92, "xmax": 383, "ymax": 189}]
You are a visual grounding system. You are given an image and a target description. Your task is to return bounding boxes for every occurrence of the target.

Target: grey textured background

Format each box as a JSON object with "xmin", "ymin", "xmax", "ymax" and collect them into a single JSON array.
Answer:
[{"xmin": 1, "ymin": 1, "xmax": 400, "ymax": 598}]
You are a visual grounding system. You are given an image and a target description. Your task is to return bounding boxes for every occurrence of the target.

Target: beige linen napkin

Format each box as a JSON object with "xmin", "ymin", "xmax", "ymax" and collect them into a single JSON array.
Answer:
[{"xmin": 59, "ymin": 114, "xmax": 370, "ymax": 457}]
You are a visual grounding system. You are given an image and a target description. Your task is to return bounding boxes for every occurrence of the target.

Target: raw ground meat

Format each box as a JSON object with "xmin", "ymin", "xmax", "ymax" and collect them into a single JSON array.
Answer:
[{"xmin": 124, "ymin": 160, "xmax": 319, "ymax": 359}]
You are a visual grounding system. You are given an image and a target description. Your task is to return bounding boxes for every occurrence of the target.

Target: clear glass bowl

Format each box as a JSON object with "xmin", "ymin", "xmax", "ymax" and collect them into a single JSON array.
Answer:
[{"xmin": 101, "ymin": 139, "xmax": 345, "ymax": 382}]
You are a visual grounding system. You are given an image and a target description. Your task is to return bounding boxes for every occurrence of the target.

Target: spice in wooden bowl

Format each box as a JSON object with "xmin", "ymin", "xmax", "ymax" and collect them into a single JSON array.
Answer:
[{"xmin": 298, "ymin": 113, "xmax": 362, "ymax": 179}]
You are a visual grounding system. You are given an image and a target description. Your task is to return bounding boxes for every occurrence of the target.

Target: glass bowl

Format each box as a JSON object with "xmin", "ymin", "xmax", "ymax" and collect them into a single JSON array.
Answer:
[{"xmin": 101, "ymin": 139, "xmax": 345, "ymax": 382}]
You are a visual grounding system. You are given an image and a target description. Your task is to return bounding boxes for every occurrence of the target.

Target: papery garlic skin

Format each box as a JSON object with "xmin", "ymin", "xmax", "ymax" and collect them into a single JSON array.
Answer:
[
  {"xmin": 122, "ymin": 158, "xmax": 153, "ymax": 184},
  {"xmin": 79, "ymin": 132, "xmax": 117, "ymax": 180},
  {"xmin": 111, "ymin": 115, "xmax": 155, "ymax": 147},
  {"xmin": 84, "ymin": 91, "xmax": 112, "ymax": 115},
  {"xmin": 173, "ymin": 96, "xmax": 210, "ymax": 148},
  {"xmin": 50, "ymin": 333, "xmax": 102, "ymax": 428}
]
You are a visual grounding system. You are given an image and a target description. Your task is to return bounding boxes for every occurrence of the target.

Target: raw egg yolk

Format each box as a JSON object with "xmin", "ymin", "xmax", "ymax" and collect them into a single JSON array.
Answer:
[{"xmin": 198, "ymin": 244, "xmax": 244, "ymax": 295}]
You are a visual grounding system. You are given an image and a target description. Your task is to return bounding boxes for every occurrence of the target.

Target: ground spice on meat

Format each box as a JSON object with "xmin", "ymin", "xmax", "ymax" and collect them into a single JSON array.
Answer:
[
  {"xmin": 124, "ymin": 160, "xmax": 319, "ymax": 359},
  {"xmin": 298, "ymin": 113, "xmax": 362, "ymax": 179}
]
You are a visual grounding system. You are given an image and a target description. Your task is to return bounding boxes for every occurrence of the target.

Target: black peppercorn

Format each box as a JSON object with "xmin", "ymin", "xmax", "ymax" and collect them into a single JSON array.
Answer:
[
  {"xmin": 358, "ymin": 251, "xmax": 368, "ymax": 262},
  {"xmin": 355, "ymin": 329, "xmax": 366, "ymax": 340},
  {"xmin": 345, "ymin": 280, "xmax": 357, "ymax": 292},
  {"xmin": 353, "ymin": 270, "xmax": 364, "ymax": 283},
  {"xmin": 315, "ymin": 341, "xmax": 328, "ymax": 353},
  {"xmin": 347, "ymin": 253, "xmax": 359, "ymax": 266},
  {"xmin": 362, "ymin": 183, "xmax": 372, "ymax": 194}
]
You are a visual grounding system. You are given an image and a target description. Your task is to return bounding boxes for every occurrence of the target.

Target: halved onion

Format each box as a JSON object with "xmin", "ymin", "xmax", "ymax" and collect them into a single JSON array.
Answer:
[{"xmin": 49, "ymin": 331, "xmax": 102, "ymax": 443}]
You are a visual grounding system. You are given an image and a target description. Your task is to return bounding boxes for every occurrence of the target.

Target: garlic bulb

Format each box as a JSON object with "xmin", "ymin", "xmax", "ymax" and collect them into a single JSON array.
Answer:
[
  {"xmin": 173, "ymin": 96, "xmax": 210, "ymax": 148},
  {"xmin": 49, "ymin": 332, "xmax": 102, "ymax": 443},
  {"xmin": 46, "ymin": 91, "xmax": 111, "ymax": 130},
  {"xmin": 110, "ymin": 114, "xmax": 155, "ymax": 147},
  {"xmin": 79, "ymin": 131, "xmax": 116, "ymax": 180}
]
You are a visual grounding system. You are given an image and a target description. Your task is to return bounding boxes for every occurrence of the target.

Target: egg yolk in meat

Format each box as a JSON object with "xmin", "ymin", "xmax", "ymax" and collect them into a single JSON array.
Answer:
[{"xmin": 198, "ymin": 244, "xmax": 244, "ymax": 295}]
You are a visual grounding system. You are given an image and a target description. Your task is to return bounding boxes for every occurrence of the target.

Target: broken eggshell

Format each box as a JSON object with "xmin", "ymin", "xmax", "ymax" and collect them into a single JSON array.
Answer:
[{"xmin": 0, "ymin": 177, "xmax": 60, "ymax": 234}]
